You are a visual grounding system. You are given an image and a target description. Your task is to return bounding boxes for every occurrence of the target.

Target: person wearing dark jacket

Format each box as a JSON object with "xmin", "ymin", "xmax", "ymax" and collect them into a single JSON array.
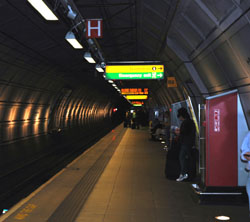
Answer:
[{"xmin": 176, "ymin": 107, "xmax": 196, "ymax": 182}]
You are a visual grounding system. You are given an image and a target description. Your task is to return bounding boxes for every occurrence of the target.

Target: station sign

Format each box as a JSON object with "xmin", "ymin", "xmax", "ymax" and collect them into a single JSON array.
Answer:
[
  {"xmin": 105, "ymin": 65, "xmax": 164, "ymax": 80},
  {"xmin": 126, "ymin": 95, "xmax": 148, "ymax": 100},
  {"xmin": 214, "ymin": 109, "xmax": 220, "ymax": 132},
  {"xmin": 131, "ymin": 101, "xmax": 144, "ymax": 105},
  {"xmin": 121, "ymin": 88, "xmax": 148, "ymax": 95},
  {"xmin": 167, "ymin": 77, "xmax": 177, "ymax": 87},
  {"xmin": 86, "ymin": 19, "xmax": 103, "ymax": 38}
]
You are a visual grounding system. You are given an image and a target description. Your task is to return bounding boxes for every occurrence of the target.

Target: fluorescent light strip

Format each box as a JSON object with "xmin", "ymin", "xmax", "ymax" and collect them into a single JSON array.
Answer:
[
  {"xmin": 96, "ymin": 67, "xmax": 104, "ymax": 72},
  {"xmin": 84, "ymin": 52, "xmax": 96, "ymax": 63},
  {"xmin": 65, "ymin": 32, "xmax": 83, "ymax": 49},
  {"xmin": 95, "ymin": 64, "xmax": 104, "ymax": 72},
  {"xmin": 85, "ymin": 57, "xmax": 96, "ymax": 63},
  {"xmin": 66, "ymin": 39, "xmax": 83, "ymax": 49},
  {"xmin": 27, "ymin": 0, "xmax": 58, "ymax": 20}
]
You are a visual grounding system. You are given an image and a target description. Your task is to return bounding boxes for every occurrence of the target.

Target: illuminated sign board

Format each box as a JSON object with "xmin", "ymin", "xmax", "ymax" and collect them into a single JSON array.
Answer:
[
  {"xmin": 131, "ymin": 101, "xmax": 144, "ymax": 105},
  {"xmin": 126, "ymin": 95, "xmax": 148, "ymax": 100},
  {"xmin": 167, "ymin": 77, "xmax": 177, "ymax": 87},
  {"xmin": 86, "ymin": 19, "xmax": 103, "ymax": 38},
  {"xmin": 121, "ymin": 88, "xmax": 148, "ymax": 95},
  {"xmin": 105, "ymin": 65, "xmax": 164, "ymax": 80}
]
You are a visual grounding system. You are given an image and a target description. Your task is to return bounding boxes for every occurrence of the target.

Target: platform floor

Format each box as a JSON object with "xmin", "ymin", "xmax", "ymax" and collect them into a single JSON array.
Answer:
[{"xmin": 1, "ymin": 125, "xmax": 249, "ymax": 222}]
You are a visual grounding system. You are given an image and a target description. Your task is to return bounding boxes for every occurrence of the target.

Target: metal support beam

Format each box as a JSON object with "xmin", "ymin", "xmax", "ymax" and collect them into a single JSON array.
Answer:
[
  {"xmin": 76, "ymin": 3, "xmax": 132, "ymax": 8},
  {"xmin": 105, "ymin": 4, "xmax": 134, "ymax": 22},
  {"xmin": 184, "ymin": 63, "xmax": 208, "ymax": 95},
  {"xmin": 194, "ymin": 0, "xmax": 219, "ymax": 25},
  {"xmin": 100, "ymin": 28, "xmax": 135, "ymax": 46},
  {"xmin": 167, "ymin": 37, "xmax": 208, "ymax": 95},
  {"xmin": 182, "ymin": 14, "xmax": 206, "ymax": 40}
]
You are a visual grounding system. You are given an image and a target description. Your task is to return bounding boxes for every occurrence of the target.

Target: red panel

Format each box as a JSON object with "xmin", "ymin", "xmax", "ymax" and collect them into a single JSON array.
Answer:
[
  {"xmin": 85, "ymin": 19, "xmax": 103, "ymax": 38},
  {"xmin": 206, "ymin": 93, "xmax": 238, "ymax": 186}
]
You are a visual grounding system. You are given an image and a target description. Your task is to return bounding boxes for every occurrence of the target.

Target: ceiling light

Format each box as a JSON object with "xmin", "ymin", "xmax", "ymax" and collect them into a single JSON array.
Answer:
[
  {"xmin": 100, "ymin": 62, "xmax": 106, "ymax": 68},
  {"xmin": 87, "ymin": 39, "xmax": 94, "ymax": 45},
  {"xmin": 95, "ymin": 64, "xmax": 104, "ymax": 72},
  {"xmin": 84, "ymin": 52, "xmax": 96, "ymax": 63},
  {"xmin": 108, "ymin": 80, "xmax": 113, "ymax": 83},
  {"xmin": 67, "ymin": 5, "xmax": 77, "ymax": 20},
  {"xmin": 2, "ymin": 209, "xmax": 8, "ymax": 214},
  {"xmin": 27, "ymin": 0, "xmax": 58, "ymax": 20},
  {"xmin": 65, "ymin": 31, "xmax": 83, "ymax": 49}
]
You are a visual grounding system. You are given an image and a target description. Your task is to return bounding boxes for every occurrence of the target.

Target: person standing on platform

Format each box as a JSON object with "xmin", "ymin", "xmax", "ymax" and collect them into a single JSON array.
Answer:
[
  {"xmin": 176, "ymin": 107, "xmax": 196, "ymax": 182},
  {"xmin": 241, "ymin": 131, "xmax": 250, "ymax": 214},
  {"xmin": 163, "ymin": 111, "xmax": 171, "ymax": 148}
]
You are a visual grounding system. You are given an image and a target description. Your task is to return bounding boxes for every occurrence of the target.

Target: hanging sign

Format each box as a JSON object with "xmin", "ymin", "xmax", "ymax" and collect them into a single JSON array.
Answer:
[
  {"xmin": 86, "ymin": 19, "xmax": 103, "ymax": 38},
  {"xmin": 105, "ymin": 65, "xmax": 164, "ymax": 80},
  {"xmin": 131, "ymin": 101, "xmax": 144, "ymax": 105},
  {"xmin": 167, "ymin": 77, "xmax": 177, "ymax": 87},
  {"xmin": 121, "ymin": 88, "xmax": 148, "ymax": 95},
  {"xmin": 214, "ymin": 109, "xmax": 220, "ymax": 132},
  {"xmin": 126, "ymin": 95, "xmax": 148, "ymax": 100}
]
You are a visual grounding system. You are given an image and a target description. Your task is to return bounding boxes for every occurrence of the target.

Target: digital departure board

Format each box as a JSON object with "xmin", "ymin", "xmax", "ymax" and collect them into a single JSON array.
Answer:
[
  {"xmin": 105, "ymin": 65, "xmax": 164, "ymax": 80},
  {"xmin": 121, "ymin": 88, "xmax": 148, "ymax": 95},
  {"xmin": 132, "ymin": 101, "xmax": 144, "ymax": 105}
]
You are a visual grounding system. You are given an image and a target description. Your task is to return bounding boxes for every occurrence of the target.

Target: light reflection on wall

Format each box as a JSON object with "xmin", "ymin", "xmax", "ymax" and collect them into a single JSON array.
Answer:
[
  {"xmin": 8, "ymin": 107, "xmax": 18, "ymax": 122},
  {"xmin": 33, "ymin": 107, "xmax": 41, "ymax": 135},
  {"xmin": 79, "ymin": 106, "xmax": 85, "ymax": 123},
  {"xmin": 49, "ymin": 96, "xmax": 113, "ymax": 132},
  {"xmin": 22, "ymin": 105, "xmax": 32, "ymax": 137},
  {"xmin": 7, "ymin": 107, "xmax": 17, "ymax": 141},
  {"xmin": 66, "ymin": 108, "xmax": 70, "ymax": 119},
  {"xmin": 3, "ymin": 104, "xmax": 49, "ymax": 142},
  {"xmin": 23, "ymin": 105, "xmax": 32, "ymax": 122},
  {"xmin": 76, "ymin": 101, "xmax": 84, "ymax": 124}
]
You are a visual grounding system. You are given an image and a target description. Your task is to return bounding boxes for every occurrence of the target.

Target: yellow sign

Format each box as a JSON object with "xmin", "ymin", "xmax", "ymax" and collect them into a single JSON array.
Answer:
[
  {"xmin": 106, "ymin": 65, "xmax": 164, "ymax": 73},
  {"xmin": 167, "ymin": 77, "xmax": 177, "ymax": 87},
  {"xmin": 105, "ymin": 64, "xmax": 164, "ymax": 80},
  {"xmin": 126, "ymin": 95, "xmax": 148, "ymax": 100},
  {"xmin": 121, "ymin": 88, "xmax": 148, "ymax": 95}
]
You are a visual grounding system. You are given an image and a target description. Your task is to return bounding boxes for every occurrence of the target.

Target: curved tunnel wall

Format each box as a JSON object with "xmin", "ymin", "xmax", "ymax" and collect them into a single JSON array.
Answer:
[
  {"xmin": 0, "ymin": 59, "xmax": 121, "ymax": 144},
  {"xmin": 0, "ymin": 77, "xmax": 117, "ymax": 144},
  {"xmin": 0, "ymin": 1, "xmax": 128, "ymax": 145},
  {"xmin": 162, "ymin": 2, "xmax": 250, "ymax": 126}
]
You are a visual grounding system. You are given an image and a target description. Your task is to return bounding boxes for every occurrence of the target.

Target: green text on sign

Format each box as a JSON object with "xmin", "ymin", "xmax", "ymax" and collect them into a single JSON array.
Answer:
[
  {"xmin": 105, "ymin": 64, "xmax": 164, "ymax": 80},
  {"xmin": 105, "ymin": 72, "xmax": 164, "ymax": 80}
]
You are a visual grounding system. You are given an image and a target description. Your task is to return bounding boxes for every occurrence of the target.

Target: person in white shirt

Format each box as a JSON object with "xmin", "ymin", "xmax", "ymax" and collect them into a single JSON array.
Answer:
[{"xmin": 241, "ymin": 131, "xmax": 250, "ymax": 213}]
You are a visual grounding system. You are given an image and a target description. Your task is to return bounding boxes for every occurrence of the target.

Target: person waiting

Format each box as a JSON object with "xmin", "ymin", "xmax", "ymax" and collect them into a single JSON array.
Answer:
[
  {"xmin": 151, "ymin": 118, "xmax": 162, "ymax": 141},
  {"xmin": 241, "ymin": 131, "xmax": 250, "ymax": 215},
  {"xmin": 175, "ymin": 107, "xmax": 196, "ymax": 182}
]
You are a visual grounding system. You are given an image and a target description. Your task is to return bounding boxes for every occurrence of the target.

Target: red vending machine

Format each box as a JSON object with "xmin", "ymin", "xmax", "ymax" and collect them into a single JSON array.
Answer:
[{"xmin": 205, "ymin": 91, "xmax": 238, "ymax": 187}]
